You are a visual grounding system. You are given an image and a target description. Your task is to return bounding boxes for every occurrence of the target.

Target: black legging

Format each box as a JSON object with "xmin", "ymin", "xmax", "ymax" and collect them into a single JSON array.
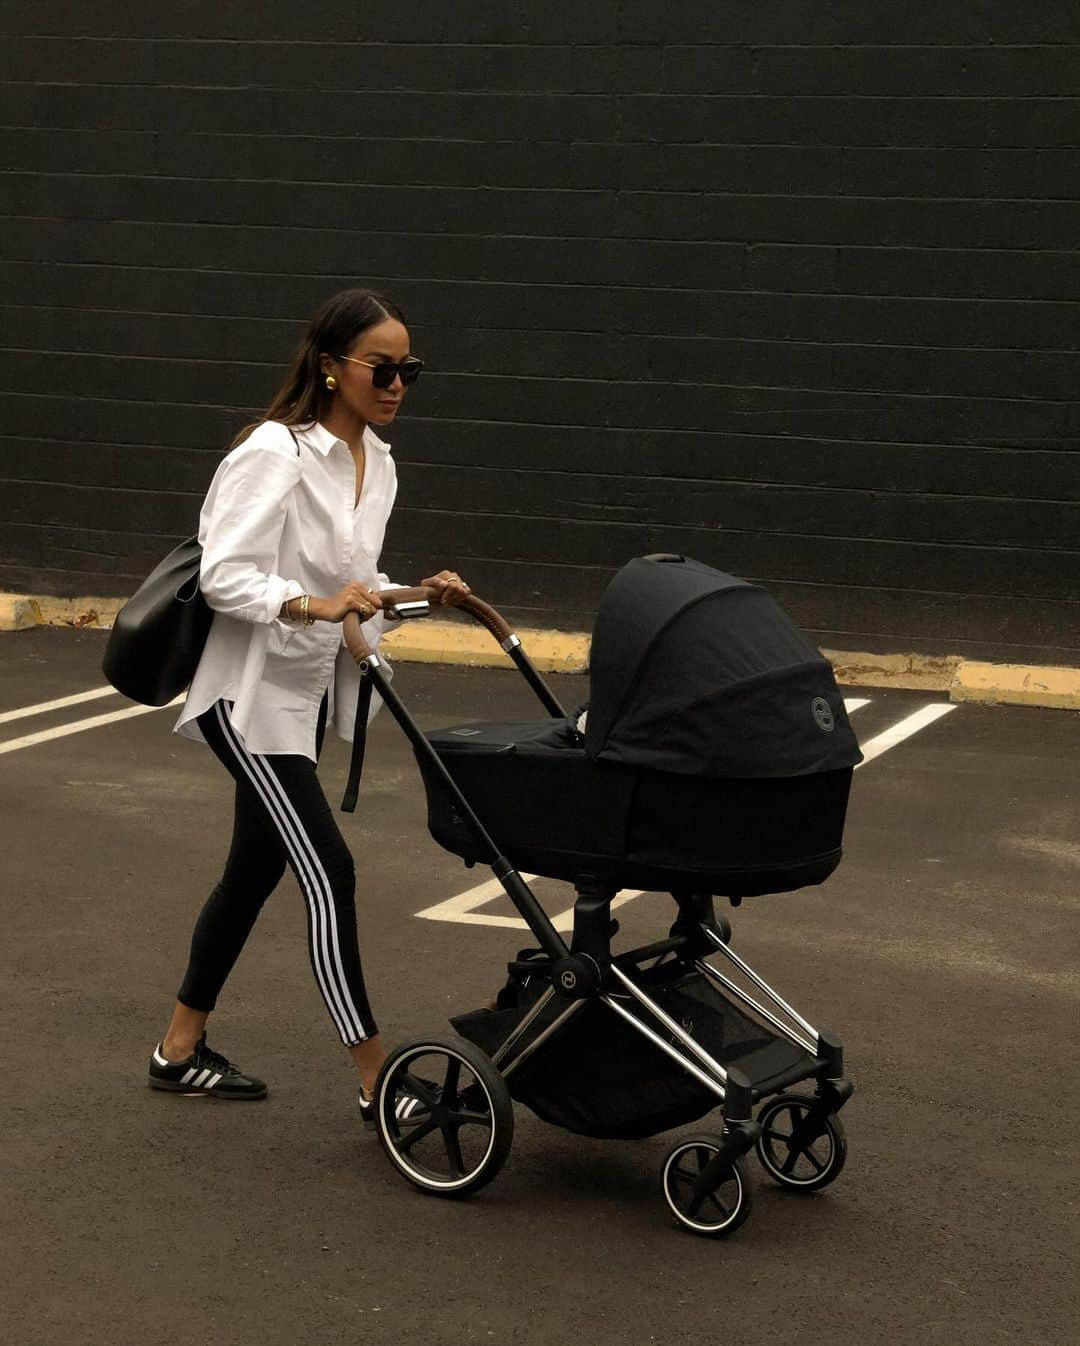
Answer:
[{"xmin": 177, "ymin": 696, "xmax": 377, "ymax": 1045}]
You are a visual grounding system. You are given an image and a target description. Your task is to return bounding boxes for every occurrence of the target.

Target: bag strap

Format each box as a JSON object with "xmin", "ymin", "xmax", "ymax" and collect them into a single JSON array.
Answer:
[{"xmin": 340, "ymin": 674, "xmax": 374, "ymax": 812}]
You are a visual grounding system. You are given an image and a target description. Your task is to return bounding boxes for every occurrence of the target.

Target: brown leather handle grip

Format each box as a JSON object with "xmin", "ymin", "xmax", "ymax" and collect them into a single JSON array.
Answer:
[
  {"xmin": 377, "ymin": 585, "xmax": 441, "ymax": 608},
  {"xmin": 343, "ymin": 587, "xmax": 515, "ymax": 666},
  {"xmin": 342, "ymin": 610, "xmax": 374, "ymax": 664},
  {"xmin": 457, "ymin": 595, "xmax": 513, "ymax": 645}
]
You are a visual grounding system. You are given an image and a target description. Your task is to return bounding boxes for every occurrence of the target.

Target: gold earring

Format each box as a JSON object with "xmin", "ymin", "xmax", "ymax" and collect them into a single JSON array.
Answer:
[{"xmin": 325, "ymin": 374, "xmax": 337, "ymax": 391}]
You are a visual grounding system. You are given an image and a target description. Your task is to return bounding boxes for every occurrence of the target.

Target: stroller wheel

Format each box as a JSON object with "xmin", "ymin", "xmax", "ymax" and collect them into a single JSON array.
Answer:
[
  {"xmin": 755, "ymin": 1093, "xmax": 848, "ymax": 1192},
  {"xmin": 373, "ymin": 1035, "xmax": 513, "ymax": 1198},
  {"xmin": 661, "ymin": 1134, "xmax": 753, "ymax": 1238}
]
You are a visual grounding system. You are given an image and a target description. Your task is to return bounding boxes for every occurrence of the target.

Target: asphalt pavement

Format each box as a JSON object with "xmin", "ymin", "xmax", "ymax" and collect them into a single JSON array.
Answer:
[{"xmin": 2, "ymin": 627, "xmax": 1077, "ymax": 1346}]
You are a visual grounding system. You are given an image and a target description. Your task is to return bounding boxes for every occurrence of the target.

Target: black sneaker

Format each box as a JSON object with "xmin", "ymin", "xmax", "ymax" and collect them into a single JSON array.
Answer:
[
  {"xmin": 358, "ymin": 1076, "xmax": 439, "ymax": 1126},
  {"xmin": 148, "ymin": 1036, "xmax": 267, "ymax": 1100}
]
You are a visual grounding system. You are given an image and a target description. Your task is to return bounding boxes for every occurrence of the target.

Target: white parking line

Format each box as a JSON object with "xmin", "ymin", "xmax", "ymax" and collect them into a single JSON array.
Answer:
[
  {"xmin": 417, "ymin": 696, "xmax": 956, "ymax": 928},
  {"xmin": 855, "ymin": 702, "xmax": 956, "ymax": 768},
  {"xmin": 0, "ymin": 685, "xmax": 119, "ymax": 726},
  {"xmin": 0, "ymin": 696, "xmax": 184, "ymax": 755},
  {"xmin": 416, "ymin": 874, "xmax": 645, "ymax": 933},
  {"xmin": 417, "ymin": 875, "xmax": 540, "ymax": 929}
]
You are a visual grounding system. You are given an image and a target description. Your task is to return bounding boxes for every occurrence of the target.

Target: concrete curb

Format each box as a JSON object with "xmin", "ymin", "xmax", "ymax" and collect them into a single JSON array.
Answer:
[
  {"xmin": 822, "ymin": 649, "xmax": 959, "ymax": 693},
  {"xmin": 0, "ymin": 593, "xmax": 123, "ymax": 630},
  {"xmin": 3, "ymin": 592, "xmax": 1078, "ymax": 710},
  {"xmin": 0, "ymin": 593, "xmax": 44, "ymax": 631}
]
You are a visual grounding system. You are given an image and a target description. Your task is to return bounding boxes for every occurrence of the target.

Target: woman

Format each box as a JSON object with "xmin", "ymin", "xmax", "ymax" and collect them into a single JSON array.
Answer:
[{"xmin": 148, "ymin": 289, "xmax": 468, "ymax": 1120}]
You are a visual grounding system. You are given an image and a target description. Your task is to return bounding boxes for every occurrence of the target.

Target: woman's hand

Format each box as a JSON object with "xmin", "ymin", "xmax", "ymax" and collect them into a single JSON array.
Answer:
[
  {"xmin": 309, "ymin": 583, "xmax": 383, "ymax": 624},
  {"xmin": 422, "ymin": 569, "xmax": 472, "ymax": 607}
]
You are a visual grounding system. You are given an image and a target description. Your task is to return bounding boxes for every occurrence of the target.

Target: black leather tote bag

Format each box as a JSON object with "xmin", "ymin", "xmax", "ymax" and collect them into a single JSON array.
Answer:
[
  {"xmin": 103, "ymin": 427, "xmax": 299, "ymax": 706},
  {"xmin": 102, "ymin": 535, "xmax": 212, "ymax": 706}
]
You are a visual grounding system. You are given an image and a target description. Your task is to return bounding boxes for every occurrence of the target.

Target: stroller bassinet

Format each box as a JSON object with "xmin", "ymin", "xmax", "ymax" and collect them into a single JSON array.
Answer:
[
  {"xmin": 418, "ymin": 555, "xmax": 861, "ymax": 898},
  {"xmin": 342, "ymin": 555, "xmax": 860, "ymax": 1236}
]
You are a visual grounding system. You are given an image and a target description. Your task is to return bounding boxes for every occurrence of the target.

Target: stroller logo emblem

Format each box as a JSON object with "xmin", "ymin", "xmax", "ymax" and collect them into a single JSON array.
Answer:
[
  {"xmin": 560, "ymin": 970, "xmax": 578, "ymax": 991},
  {"xmin": 811, "ymin": 697, "xmax": 835, "ymax": 732}
]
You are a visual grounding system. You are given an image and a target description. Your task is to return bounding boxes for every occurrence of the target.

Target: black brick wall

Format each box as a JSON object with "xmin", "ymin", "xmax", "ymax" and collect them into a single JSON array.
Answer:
[{"xmin": 2, "ymin": 3, "xmax": 1078, "ymax": 663}]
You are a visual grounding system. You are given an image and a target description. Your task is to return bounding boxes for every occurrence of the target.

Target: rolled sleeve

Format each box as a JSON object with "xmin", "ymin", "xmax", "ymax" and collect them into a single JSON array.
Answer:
[
  {"xmin": 266, "ymin": 575, "xmax": 305, "ymax": 625},
  {"xmin": 199, "ymin": 430, "xmax": 304, "ymax": 625}
]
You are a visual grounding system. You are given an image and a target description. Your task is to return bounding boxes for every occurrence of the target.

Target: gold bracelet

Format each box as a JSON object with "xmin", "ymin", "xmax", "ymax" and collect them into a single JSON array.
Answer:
[{"xmin": 301, "ymin": 593, "xmax": 314, "ymax": 626}]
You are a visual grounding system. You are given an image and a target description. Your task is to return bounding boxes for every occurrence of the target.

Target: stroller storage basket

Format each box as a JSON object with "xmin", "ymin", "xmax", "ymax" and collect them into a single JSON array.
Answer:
[
  {"xmin": 452, "ymin": 961, "xmax": 825, "ymax": 1140},
  {"xmin": 419, "ymin": 718, "xmax": 853, "ymax": 897}
]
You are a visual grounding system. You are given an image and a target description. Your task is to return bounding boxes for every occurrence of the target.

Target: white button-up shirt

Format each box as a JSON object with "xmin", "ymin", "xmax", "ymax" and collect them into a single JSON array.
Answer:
[{"xmin": 174, "ymin": 418, "xmax": 398, "ymax": 759}]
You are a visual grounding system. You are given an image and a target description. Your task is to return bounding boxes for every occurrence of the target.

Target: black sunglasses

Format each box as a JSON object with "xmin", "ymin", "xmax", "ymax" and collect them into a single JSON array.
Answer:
[{"xmin": 337, "ymin": 355, "xmax": 424, "ymax": 389}]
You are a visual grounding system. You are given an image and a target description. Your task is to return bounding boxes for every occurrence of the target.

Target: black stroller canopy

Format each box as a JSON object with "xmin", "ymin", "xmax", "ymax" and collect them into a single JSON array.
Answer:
[{"xmin": 583, "ymin": 555, "xmax": 863, "ymax": 780}]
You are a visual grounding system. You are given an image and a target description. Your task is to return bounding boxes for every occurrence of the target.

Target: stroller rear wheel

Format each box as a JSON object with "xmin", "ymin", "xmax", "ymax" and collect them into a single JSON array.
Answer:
[
  {"xmin": 661, "ymin": 1134, "xmax": 753, "ymax": 1237},
  {"xmin": 755, "ymin": 1092, "xmax": 847, "ymax": 1192},
  {"xmin": 373, "ymin": 1035, "xmax": 514, "ymax": 1198}
]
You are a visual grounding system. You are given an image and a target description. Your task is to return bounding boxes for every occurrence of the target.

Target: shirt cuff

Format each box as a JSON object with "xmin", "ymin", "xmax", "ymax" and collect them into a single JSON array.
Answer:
[{"xmin": 267, "ymin": 576, "xmax": 305, "ymax": 625}]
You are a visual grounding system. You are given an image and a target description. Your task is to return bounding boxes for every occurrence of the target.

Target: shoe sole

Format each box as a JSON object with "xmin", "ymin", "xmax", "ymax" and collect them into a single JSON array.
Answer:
[{"xmin": 149, "ymin": 1078, "xmax": 267, "ymax": 1100}]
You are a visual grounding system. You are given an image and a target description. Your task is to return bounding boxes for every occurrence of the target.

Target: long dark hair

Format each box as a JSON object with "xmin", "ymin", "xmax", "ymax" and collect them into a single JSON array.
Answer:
[{"xmin": 231, "ymin": 288, "xmax": 407, "ymax": 448}]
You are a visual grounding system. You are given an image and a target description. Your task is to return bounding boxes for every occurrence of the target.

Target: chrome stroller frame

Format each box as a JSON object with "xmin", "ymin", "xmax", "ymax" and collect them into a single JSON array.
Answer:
[{"xmin": 342, "ymin": 587, "xmax": 854, "ymax": 1236}]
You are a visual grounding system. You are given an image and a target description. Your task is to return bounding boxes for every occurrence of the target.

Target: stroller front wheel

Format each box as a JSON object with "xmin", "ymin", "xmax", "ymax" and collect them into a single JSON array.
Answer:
[
  {"xmin": 661, "ymin": 1135, "xmax": 753, "ymax": 1237},
  {"xmin": 373, "ymin": 1035, "xmax": 514, "ymax": 1198},
  {"xmin": 755, "ymin": 1092, "xmax": 848, "ymax": 1192}
]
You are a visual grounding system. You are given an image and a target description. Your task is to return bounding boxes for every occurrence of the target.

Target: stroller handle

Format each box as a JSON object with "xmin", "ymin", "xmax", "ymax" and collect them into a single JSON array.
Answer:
[
  {"xmin": 343, "ymin": 587, "xmax": 513, "ymax": 665},
  {"xmin": 343, "ymin": 586, "xmax": 567, "ymax": 720}
]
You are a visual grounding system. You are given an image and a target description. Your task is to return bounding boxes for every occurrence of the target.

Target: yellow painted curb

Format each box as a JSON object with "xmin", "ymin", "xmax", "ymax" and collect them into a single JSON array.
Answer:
[
  {"xmin": 382, "ymin": 619, "xmax": 590, "ymax": 673},
  {"xmin": 950, "ymin": 661, "xmax": 1080, "ymax": 711},
  {"xmin": 4, "ymin": 591, "xmax": 1079, "ymax": 709},
  {"xmin": 0, "ymin": 592, "xmax": 44, "ymax": 631}
]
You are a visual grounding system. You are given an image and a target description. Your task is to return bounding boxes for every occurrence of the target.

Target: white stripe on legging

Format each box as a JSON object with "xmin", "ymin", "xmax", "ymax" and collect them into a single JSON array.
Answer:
[
  {"xmin": 214, "ymin": 703, "xmax": 366, "ymax": 1044},
  {"xmin": 212, "ymin": 706, "xmax": 351, "ymax": 1043},
  {"xmin": 213, "ymin": 703, "xmax": 358, "ymax": 1043},
  {"xmin": 220, "ymin": 713, "xmax": 369, "ymax": 1047},
  {"xmin": 246, "ymin": 752, "xmax": 369, "ymax": 1044}
]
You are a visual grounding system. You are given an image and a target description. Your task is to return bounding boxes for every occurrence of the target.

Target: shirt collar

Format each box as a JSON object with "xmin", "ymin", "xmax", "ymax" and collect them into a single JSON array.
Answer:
[{"xmin": 296, "ymin": 421, "xmax": 392, "ymax": 457}]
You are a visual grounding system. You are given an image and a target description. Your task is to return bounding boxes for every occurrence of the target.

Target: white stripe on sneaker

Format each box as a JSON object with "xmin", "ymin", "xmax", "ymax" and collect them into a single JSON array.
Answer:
[
  {"xmin": 180, "ymin": 1068, "xmax": 197, "ymax": 1085},
  {"xmin": 192, "ymin": 1069, "xmax": 212, "ymax": 1088},
  {"xmin": 214, "ymin": 703, "xmax": 361, "ymax": 1044},
  {"xmin": 153, "ymin": 1046, "xmax": 170, "ymax": 1067},
  {"xmin": 205, "ymin": 1073, "xmax": 223, "ymax": 1090}
]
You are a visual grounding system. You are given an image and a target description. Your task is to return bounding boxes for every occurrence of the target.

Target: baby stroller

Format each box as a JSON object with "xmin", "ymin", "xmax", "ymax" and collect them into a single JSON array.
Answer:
[{"xmin": 344, "ymin": 554, "xmax": 861, "ymax": 1237}]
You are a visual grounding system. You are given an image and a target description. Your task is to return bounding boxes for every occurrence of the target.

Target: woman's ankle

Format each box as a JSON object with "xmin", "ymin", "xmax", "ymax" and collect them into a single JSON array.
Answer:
[
  {"xmin": 161, "ymin": 1001, "xmax": 209, "ymax": 1063},
  {"xmin": 349, "ymin": 1033, "xmax": 387, "ymax": 1095},
  {"xmin": 357, "ymin": 1062, "xmax": 384, "ymax": 1096},
  {"xmin": 161, "ymin": 1035, "xmax": 198, "ymax": 1062}
]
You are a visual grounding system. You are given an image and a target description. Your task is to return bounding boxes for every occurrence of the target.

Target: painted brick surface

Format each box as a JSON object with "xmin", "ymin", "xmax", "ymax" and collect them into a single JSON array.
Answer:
[{"xmin": 1, "ymin": 6, "xmax": 1077, "ymax": 664}]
